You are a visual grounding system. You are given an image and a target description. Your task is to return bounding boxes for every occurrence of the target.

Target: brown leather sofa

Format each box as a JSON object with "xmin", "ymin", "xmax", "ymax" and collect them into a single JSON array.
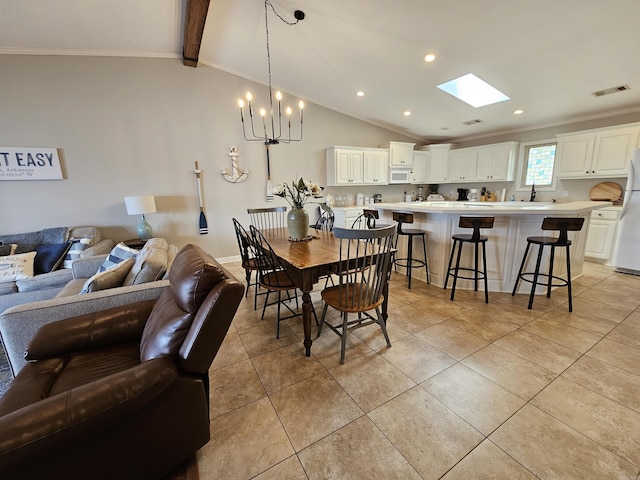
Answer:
[{"xmin": 0, "ymin": 244, "xmax": 244, "ymax": 480}]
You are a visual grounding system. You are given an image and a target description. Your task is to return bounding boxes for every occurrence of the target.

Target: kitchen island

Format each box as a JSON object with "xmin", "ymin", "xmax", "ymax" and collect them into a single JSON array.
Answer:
[{"xmin": 334, "ymin": 201, "xmax": 612, "ymax": 293}]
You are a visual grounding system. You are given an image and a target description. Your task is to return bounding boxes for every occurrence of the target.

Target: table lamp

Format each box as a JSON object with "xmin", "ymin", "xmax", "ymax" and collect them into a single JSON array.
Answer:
[{"xmin": 124, "ymin": 195, "xmax": 156, "ymax": 240}]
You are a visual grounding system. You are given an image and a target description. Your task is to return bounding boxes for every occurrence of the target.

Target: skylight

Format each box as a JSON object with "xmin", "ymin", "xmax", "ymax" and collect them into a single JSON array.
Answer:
[{"xmin": 437, "ymin": 73, "xmax": 510, "ymax": 108}]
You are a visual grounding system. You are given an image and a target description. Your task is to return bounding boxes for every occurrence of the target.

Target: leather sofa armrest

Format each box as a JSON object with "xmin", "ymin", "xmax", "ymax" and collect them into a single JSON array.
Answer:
[
  {"xmin": 0, "ymin": 357, "xmax": 177, "ymax": 472},
  {"xmin": 25, "ymin": 300, "xmax": 156, "ymax": 361}
]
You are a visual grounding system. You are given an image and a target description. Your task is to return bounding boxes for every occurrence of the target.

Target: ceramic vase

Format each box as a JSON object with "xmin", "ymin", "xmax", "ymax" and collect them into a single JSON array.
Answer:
[{"xmin": 287, "ymin": 207, "xmax": 309, "ymax": 240}]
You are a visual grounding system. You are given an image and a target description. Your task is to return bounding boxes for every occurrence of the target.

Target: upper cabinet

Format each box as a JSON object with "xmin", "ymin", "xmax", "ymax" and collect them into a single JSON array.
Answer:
[
  {"xmin": 476, "ymin": 141, "xmax": 518, "ymax": 181},
  {"xmin": 411, "ymin": 150, "xmax": 428, "ymax": 184},
  {"xmin": 362, "ymin": 148, "xmax": 389, "ymax": 185},
  {"xmin": 449, "ymin": 149, "xmax": 478, "ymax": 182},
  {"xmin": 556, "ymin": 125, "xmax": 640, "ymax": 179},
  {"xmin": 380, "ymin": 141, "xmax": 415, "ymax": 167},
  {"xmin": 415, "ymin": 144, "xmax": 452, "ymax": 184},
  {"xmin": 326, "ymin": 147, "xmax": 364, "ymax": 186},
  {"xmin": 326, "ymin": 146, "xmax": 389, "ymax": 186}
]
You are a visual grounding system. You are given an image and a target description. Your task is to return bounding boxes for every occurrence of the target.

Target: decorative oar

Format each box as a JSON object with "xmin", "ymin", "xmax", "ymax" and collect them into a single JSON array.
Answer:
[
  {"xmin": 193, "ymin": 161, "xmax": 208, "ymax": 234},
  {"xmin": 265, "ymin": 143, "xmax": 274, "ymax": 201}
]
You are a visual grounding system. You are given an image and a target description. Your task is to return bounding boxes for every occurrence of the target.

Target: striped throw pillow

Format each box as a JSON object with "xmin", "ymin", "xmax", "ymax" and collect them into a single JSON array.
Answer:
[{"xmin": 98, "ymin": 242, "xmax": 138, "ymax": 272}]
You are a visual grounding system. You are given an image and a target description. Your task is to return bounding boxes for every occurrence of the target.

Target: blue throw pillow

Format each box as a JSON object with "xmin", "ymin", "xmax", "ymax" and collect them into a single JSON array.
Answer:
[{"xmin": 34, "ymin": 242, "xmax": 72, "ymax": 275}]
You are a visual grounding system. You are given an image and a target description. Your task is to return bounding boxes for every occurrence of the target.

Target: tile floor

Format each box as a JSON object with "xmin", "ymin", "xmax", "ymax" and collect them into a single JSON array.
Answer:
[{"xmin": 199, "ymin": 261, "xmax": 640, "ymax": 480}]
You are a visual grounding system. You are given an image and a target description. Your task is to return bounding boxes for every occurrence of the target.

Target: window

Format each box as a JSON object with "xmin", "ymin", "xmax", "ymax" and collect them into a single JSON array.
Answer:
[{"xmin": 524, "ymin": 143, "xmax": 556, "ymax": 186}]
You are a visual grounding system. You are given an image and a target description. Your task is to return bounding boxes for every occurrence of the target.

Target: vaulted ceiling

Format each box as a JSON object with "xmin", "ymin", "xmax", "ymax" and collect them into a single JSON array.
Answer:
[{"xmin": 2, "ymin": 0, "xmax": 639, "ymax": 142}]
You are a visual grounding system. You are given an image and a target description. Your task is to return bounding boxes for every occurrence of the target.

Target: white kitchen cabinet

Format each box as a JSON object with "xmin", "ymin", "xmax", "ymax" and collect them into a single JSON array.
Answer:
[
  {"xmin": 326, "ymin": 147, "xmax": 364, "ymax": 186},
  {"xmin": 411, "ymin": 151, "xmax": 428, "ymax": 184},
  {"xmin": 556, "ymin": 125, "xmax": 640, "ymax": 179},
  {"xmin": 476, "ymin": 141, "xmax": 518, "ymax": 181},
  {"xmin": 585, "ymin": 207, "xmax": 620, "ymax": 262},
  {"xmin": 333, "ymin": 207, "xmax": 368, "ymax": 229},
  {"xmin": 417, "ymin": 144, "xmax": 452, "ymax": 183},
  {"xmin": 380, "ymin": 141, "xmax": 415, "ymax": 167},
  {"xmin": 363, "ymin": 148, "xmax": 389, "ymax": 185},
  {"xmin": 449, "ymin": 149, "xmax": 478, "ymax": 182}
]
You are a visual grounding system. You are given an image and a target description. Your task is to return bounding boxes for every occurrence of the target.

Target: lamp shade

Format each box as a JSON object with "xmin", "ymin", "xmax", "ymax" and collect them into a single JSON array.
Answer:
[{"xmin": 124, "ymin": 195, "xmax": 156, "ymax": 215}]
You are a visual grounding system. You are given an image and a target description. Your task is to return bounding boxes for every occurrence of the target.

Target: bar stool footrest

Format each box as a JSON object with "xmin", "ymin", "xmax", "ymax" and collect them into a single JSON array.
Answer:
[
  {"xmin": 517, "ymin": 272, "xmax": 569, "ymax": 289},
  {"xmin": 447, "ymin": 267, "xmax": 486, "ymax": 282},
  {"xmin": 394, "ymin": 258, "xmax": 427, "ymax": 269}
]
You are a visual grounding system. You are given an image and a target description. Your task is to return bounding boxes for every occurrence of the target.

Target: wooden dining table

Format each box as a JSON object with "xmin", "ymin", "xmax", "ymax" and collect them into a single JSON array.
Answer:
[{"xmin": 260, "ymin": 227, "xmax": 390, "ymax": 357}]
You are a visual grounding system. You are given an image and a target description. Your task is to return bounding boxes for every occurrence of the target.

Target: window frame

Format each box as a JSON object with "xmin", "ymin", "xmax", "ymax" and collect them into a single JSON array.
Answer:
[{"xmin": 515, "ymin": 139, "xmax": 558, "ymax": 192}]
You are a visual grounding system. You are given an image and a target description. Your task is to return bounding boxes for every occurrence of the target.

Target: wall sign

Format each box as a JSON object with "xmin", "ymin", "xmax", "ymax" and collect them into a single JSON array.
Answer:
[{"xmin": 0, "ymin": 147, "xmax": 63, "ymax": 180}]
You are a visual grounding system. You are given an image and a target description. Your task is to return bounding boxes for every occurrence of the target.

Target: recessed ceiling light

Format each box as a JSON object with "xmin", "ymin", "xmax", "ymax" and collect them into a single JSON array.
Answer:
[
  {"xmin": 403, "ymin": 110, "xmax": 411, "ymax": 117},
  {"xmin": 424, "ymin": 53, "xmax": 436, "ymax": 63},
  {"xmin": 437, "ymin": 73, "xmax": 510, "ymax": 108},
  {"xmin": 356, "ymin": 91, "xmax": 365, "ymax": 97},
  {"xmin": 513, "ymin": 109, "xmax": 524, "ymax": 115}
]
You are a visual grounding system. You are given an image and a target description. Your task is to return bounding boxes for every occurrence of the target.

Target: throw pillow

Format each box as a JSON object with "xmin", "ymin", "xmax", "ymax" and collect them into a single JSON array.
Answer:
[
  {"xmin": 0, "ymin": 252, "xmax": 37, "ymax": 283},
  {"xmin": 62, "ymin": 237, "xmax": 93, "ymax": 269},
  {"xmin": 98, "ymin": 242, "xmax": 138, "ymax": 272},
  {"xmin": 34, "ymin": 242, "xmax": 72, "ymax": 275},
  {"xmin": 80, "ymin": 257, "xmax": 135, "ymax": 294},
  {"xmin": 12, "ymin": 243, "xmax": 37, "ymax": 254}
]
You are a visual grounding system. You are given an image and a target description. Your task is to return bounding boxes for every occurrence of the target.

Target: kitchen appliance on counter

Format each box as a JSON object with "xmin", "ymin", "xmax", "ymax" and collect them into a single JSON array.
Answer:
[
  {"xmin": 373, "ymin": 193, "xmax": 383, "ymax": 203},
  {"xmin": 612, "ymin": 149, "xmax": 640, "ymax": 275},
  {"xmin": 457, "ymin": 188, "xmax": 468, "ymax": 201},
  {"xmin": 467, "ymin": 189, "xmax": 479, "ymax": 201}
]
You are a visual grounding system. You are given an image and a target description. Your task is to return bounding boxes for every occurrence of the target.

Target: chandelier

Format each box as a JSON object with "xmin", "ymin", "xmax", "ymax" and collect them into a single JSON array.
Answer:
[{"xmin": 238, "ymin": 0, "xmax": 305, "ymax": 145}]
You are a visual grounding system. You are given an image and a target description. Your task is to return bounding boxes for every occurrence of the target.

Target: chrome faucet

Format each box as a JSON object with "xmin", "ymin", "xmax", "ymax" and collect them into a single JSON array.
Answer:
[{"xmin": 529, "ymin": 183, "xmax": 536, "ymax": 202}]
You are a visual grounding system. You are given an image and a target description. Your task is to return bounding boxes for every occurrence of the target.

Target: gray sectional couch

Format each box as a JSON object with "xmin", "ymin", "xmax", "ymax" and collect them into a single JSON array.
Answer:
[
  {"xmin": 0, "ymin": 236, "xmax": 178, "ymax": 376},
  {"xmin": 0, "ymin": 227, "xmax": 115, "ymax": 313}
]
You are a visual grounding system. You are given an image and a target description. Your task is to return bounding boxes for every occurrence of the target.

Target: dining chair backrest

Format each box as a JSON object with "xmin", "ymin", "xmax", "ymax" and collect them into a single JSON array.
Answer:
[
  {"xmin": 312, "ymin": 206, "xmax": 335, "ymax": 233},
  {"xmin": 332, "ymin": 225, "xmax": 396, "ymax": 311},
  {"xmin": 249, "ymin": 224, "xmax": 297, "ymax": 289},
  {"xmin": 247, "ymin": 206, "xmax": 287, "ymax": 231},
  {"xmin": 232, "ymin": 218, "xmax": 256, "ymax": 265},
  {"xmin": 351, "ymin": 209, "xmax": 383, "ymax": 229}
]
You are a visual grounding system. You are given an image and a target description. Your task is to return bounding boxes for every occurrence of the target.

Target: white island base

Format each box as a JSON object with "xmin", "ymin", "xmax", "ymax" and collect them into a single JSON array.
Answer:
[{"xmin": 339, "ymin": 201, "xmax": 611, "ymax": 294}]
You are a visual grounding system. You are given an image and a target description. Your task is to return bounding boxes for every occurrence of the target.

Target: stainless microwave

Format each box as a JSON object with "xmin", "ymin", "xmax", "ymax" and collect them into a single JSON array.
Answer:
[{"xmin": 389, "ymin": 168, "xmax": 412, "ymax": 184}]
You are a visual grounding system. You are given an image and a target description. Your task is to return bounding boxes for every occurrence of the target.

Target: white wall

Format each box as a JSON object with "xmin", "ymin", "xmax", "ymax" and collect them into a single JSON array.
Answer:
[{"xmin": 0, "ymin": 55, "xmax": 415, "ymax": 258}]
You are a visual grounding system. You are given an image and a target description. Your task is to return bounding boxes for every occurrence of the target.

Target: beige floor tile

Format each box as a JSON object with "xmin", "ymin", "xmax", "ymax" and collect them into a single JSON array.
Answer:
[
  {"xmin": 410, "ymin": 295, "xmax": 470, "ymax": 320},
  {"xmin": 490, "ymin": 404, "xmax": 638, "ymax": 480},
  {"xmin": 232, "ymin": 304, "xmax": 269, "ymax": 333},
  {"xmin": 209, "ymin": 359, "xmax": 266, "ymax": 418},
  {"xmin": 414, "ymin": 322, "xmax": 488, "ymax": 360},
  {"xmin": 239, "ymin": 320, "xmax": 299, "ymax": 357},
  {"xmin": 368, "ymin": 386, "xmax": 483, "ymax": 480},
  {"xmin": 297, "ymin": 416, "xmax": 422, "ymax": 480},
  {"xmin": 329, "ymin": 352, "xmax": 415, "ymax": 412},
  {"xmin": 545, "ymin": 308, "xmax": 620, "ymax": 336},
  {"xmin": 581, "ymin": 286, "xmax": 640, "ymax": 311},
  {"xmin": 494, "ymin": 329, "xmax": 582, "ymax": 374},
  {"xmin": 467, "ymin": 301, "xmax": 542, "ymax": 327},
  {"xmin": 622, "ymin": 310, "xmax": 640, "ymax": 329},
  {"xmin": 252, "ymin": 455, "xmax": 308, "ymax": 480},
  {"xmin": 606, "ymin": 322, "xmax": 640, "ymax": 349},
  {"xmin": 251, "ymin": 342, "xmax": 326, "ymax": 394},
  {"xmin": 446, "ymin": 311, "xmax": 519, "ymax": 342},
  {"xmin": 351, "ymin": 318, "xmax": 411, "ymax": 351},
  {"xmin": 522, "ymin": 317, "xmax": 602, "ymax": 352},
  {"xmin": 421, "ymin": 363, "xmax": 526, "ymax": 435},
  {"xmin": 562, "ymin": 355, "xmax": 640, "ymax": 413},
  {"xmin": 380, "ymin": 335, "xmax": 456, "ymax": 383},
  {"xmin": 570, "ymin": 296, "xmax": 633, "ymax": 322},
  {"xmin": 311, "ymin": 324, "xmax": 375, "ymax": 369},
  {"xmin": 496, "ymin": 291, "xmax": 564, "ymax": 313},
  {"xmin": 441, "ymin": 440, "xmax": 538, "ymax": 480},
  {"xmin": 210, "ymin": 331, "xmax": 249, "ymax": 371},
  {"xmin": 201, "ymin": 397, "xmax": 294, "ymax": 480},
  {"xmin": 385, "ymin": 303, "xmax": 446, "ymax": 333},
  {"xmin": 270, "ymin": 371, "xmax": 363, "ymax": 451},
  {"xmin": 462, "ymin": 344, "xmax": 557, "ymax": 400},
  {"xmin": 532, "ymin": 377, "xmax": 640, "ymax": 467},
  {"xmin": 587, "ymin": 338, "xmax": 640, "ymax": 376}
]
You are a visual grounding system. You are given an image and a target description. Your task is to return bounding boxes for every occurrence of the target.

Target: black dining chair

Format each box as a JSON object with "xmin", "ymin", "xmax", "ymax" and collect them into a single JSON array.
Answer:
[
  {"xmin": 232, "ymin": 218, "xmax": 267, "ymax": 310},
  {"xmin": 317, "ymin": 225, "xmax": 395, "ymax": 364},
  {"xmin": 249, "ymin": 225, "xmax": 317, "ymax": 338}
]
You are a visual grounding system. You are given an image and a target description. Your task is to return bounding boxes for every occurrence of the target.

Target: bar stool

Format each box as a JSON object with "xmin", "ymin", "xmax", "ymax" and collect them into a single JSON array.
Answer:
[
  {"xmin": 392, "ymin": 211, "xmax": 429, "ymax": 288},
  {"xmin": 445, "ymin": 216, "xmax": 494, "ymax": 303},
  {"xmin": 351, "ymin": 208, "xmax": 391, "ymax": 229},
  {"xmin": 512, "ymin": 217, "xmax": 584, "ymax": 312}
]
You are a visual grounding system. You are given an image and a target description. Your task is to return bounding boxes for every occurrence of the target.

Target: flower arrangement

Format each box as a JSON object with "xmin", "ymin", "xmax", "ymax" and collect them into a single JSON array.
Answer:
[{"xmin": 273, "ymin": 177, "xmax": 324, "ymax": 209}]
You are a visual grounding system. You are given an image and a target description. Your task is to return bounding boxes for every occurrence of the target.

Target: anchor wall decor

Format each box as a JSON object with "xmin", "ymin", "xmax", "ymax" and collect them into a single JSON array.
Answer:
[{"xmin": 221, "ymin": 146, "xmax": 249, "ymax": 183}]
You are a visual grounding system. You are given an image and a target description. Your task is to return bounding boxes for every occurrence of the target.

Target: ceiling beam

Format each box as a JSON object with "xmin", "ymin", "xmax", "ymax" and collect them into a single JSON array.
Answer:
[{"xmin": 182, "ymin": 0, "xmax": 210, "ymax": 67}]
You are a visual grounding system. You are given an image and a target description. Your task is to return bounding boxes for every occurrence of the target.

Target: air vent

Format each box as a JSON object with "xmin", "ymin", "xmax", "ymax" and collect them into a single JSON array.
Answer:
[
  {"xmin": 592, "ymin": 85, "xmax": 630, "ymax": 97},
  {"xmin": 462, "ymin": 119, "xmax": 483, "ymax": 125}
]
